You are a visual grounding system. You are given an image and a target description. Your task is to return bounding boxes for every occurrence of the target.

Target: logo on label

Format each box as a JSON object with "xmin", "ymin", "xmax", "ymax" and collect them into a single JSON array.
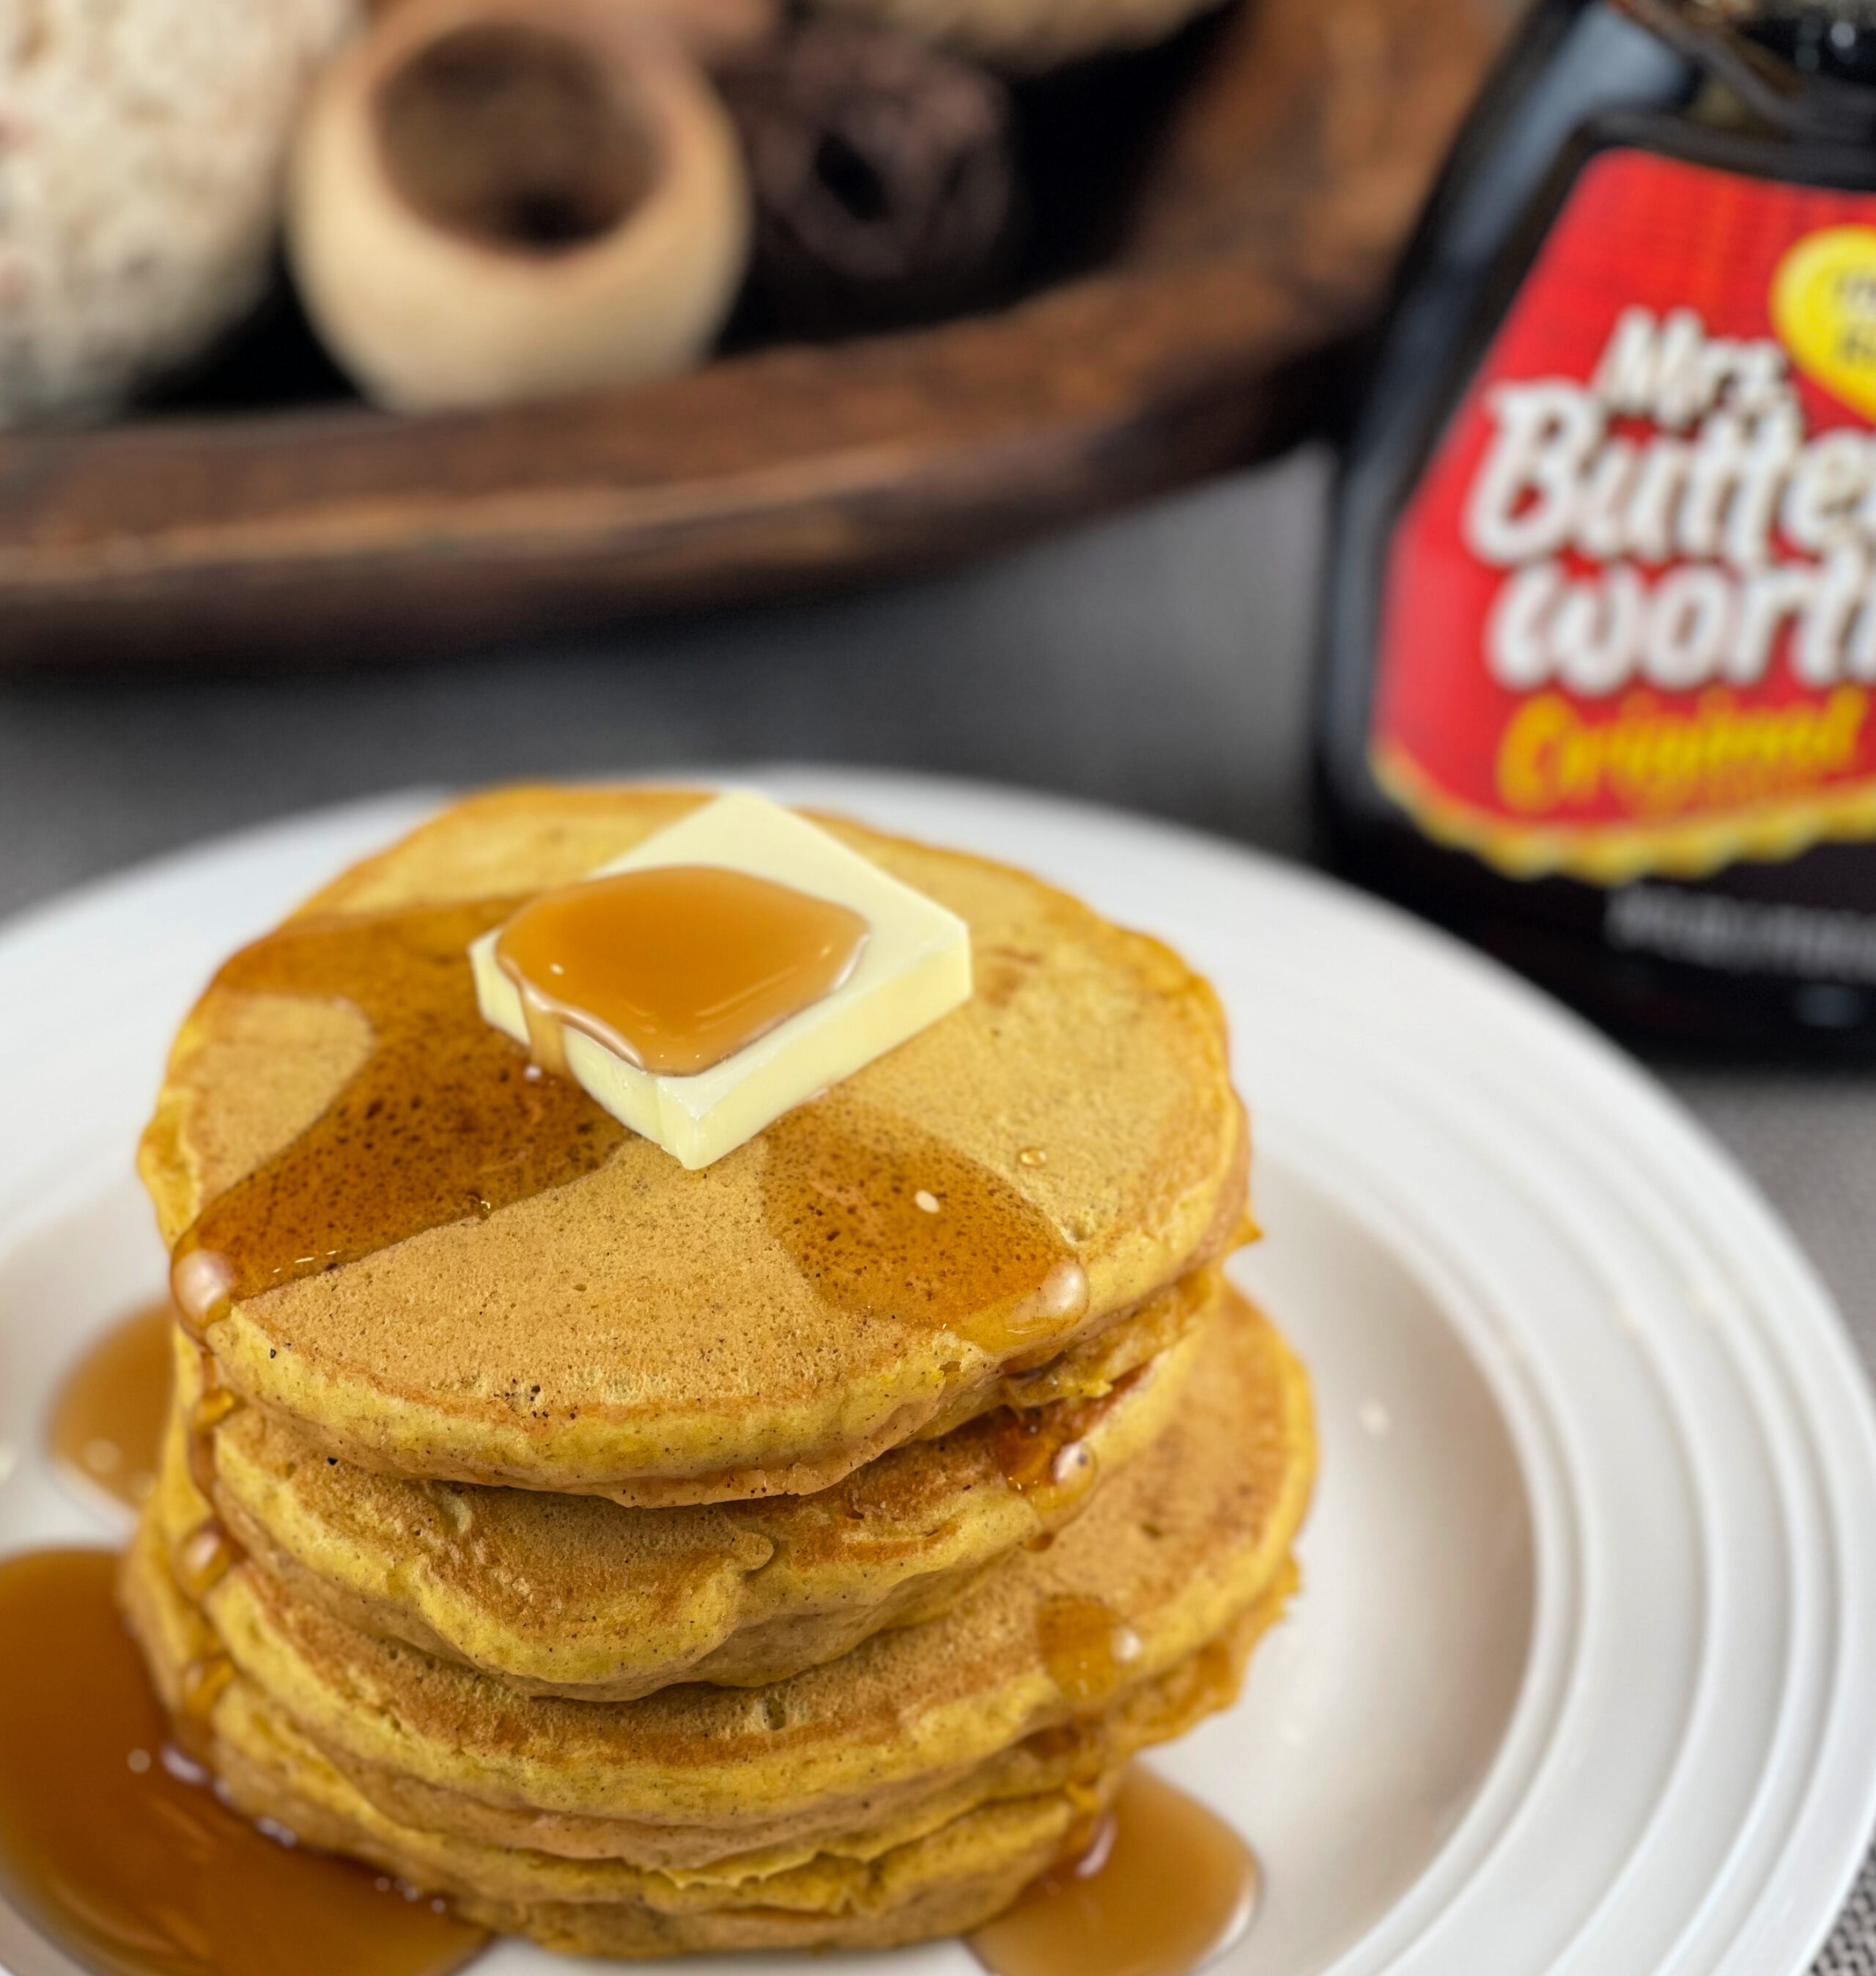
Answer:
[
  {"xmin": 1772, "ymin": 225, "xmax": 1876, "ymax": 419},
  {"xmin": 1371, "ymin": 151, "xmax": 1876, "ymax": 883}
]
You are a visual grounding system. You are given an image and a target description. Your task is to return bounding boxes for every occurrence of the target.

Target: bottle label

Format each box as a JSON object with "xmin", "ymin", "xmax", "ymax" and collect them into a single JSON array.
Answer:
[{"xmin": 1372, "ymin": 147, "xmax": 1876, "ymax": 883}]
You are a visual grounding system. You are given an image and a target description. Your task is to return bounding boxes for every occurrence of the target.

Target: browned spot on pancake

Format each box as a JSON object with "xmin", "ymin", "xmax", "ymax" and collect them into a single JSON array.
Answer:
[
  {"xmin": 973, "ymin": 944, "xmax": 1046, "ymax": 1011},
  {"xmin": 762, "ymin": 1099, "xmax": 1088, "ymax": 1357},
  {"xmin": 171, "ymin": 900, "xmax": 627, "ymax": 1322}
]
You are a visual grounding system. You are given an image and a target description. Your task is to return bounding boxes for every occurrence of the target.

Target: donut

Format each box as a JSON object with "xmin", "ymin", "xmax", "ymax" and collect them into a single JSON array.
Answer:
[{"xmin": 717, "ymin": 15, "xmax": 1022, "ymax": 335}]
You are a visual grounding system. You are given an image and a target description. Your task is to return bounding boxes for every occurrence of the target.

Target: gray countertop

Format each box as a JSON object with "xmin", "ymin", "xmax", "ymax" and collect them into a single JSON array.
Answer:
[{"xmin": 2, "ymin": 443, "xmax": 1872, "ymax": 1972}]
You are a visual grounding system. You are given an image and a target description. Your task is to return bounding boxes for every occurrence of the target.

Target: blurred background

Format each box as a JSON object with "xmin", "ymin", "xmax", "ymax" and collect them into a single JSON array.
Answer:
[{"xmin": 0, "ymin": 455, "xmax": 1327, "ymax": 918}]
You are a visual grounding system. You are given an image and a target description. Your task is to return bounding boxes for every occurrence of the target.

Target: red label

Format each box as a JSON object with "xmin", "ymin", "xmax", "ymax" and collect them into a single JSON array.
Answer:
[{"xmin": 1373, "ymin": 148, "xmax": 1876, "ymax": 883}]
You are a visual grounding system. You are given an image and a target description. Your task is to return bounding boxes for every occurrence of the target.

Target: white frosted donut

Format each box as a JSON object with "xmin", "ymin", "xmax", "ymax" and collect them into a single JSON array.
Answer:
[
  {"xmin": 805, "ymin": 0, "xmax": 1225, "ymax": 68},
  {"xmin": 287, "ymin": 0, "xmax": 750, "ymax": 412}
]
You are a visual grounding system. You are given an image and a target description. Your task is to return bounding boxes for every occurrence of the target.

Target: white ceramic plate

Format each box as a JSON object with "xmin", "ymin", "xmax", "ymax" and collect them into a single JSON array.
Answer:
[{"xmin": 1, "ymin": 769, "xmax": 1874, "ymax": 1976}]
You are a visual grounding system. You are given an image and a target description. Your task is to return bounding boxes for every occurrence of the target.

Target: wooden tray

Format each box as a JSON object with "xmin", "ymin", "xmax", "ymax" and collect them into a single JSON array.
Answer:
[{"xmin": 0, "ymin": 0, "xmax": 1503, "ymax": 668}]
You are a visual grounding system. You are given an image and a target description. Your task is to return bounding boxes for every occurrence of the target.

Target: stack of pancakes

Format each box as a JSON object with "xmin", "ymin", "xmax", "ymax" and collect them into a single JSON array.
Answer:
[{"xmin": 121, "ymin": 787, "xmax": 1315, "ymax": 1958}]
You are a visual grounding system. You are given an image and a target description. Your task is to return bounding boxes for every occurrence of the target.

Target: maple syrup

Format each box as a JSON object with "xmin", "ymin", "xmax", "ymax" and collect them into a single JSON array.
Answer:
[
  {"xmin": 184, "ymin": 1359, "xmax": 244, "ymax": 1509},
  {"xmin": 167, "ymin": 900, "xmax": 627, "ymax": 1327},
  {"xmin": 1035, "ymin": 1594, "xmax": 1143, "ymax": 1706},
  {"xmin": 48, "ymin": 1300, "xmax": 174, "ymax": 1510},
  {"xmin": 494, "ymin": 864, "xmax": 870, "ymax": 1077},
  {"xmin": 981, "ymin": 1368, "xmax": 1146, "ymax": 1522},
  {"xmin": 161, "ymin": 891, "xmax": 1082, "ymax": 1363},
  {"xmin": 0, "ymin": 1548, "xmax": 487, "ymax": 1976},
  {"xmin": 761, "ymin": 1098, "xmax": 1090, "ymax": 1356},
  {"xmin": 967, "ymin": 1766, "xmax": 1258, "ymax": 1976}
]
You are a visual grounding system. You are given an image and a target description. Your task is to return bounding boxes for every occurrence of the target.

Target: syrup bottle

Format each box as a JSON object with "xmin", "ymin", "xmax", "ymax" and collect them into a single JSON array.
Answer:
[{"xmin": 1321, "ymin": 0, "xmax": 1876, "ymax": 1051}]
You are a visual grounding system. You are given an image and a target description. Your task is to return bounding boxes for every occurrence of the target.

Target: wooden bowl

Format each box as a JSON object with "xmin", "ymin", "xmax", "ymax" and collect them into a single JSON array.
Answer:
[{"xmin": 0, "ymin": 0, "xmax": 1503, "ymax": 668}]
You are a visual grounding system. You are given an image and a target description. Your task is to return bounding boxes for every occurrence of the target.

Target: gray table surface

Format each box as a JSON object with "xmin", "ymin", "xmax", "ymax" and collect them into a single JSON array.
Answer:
[{"xmin": 3, "ymin": 443, "xmax": 1872, "ymax": 1972}]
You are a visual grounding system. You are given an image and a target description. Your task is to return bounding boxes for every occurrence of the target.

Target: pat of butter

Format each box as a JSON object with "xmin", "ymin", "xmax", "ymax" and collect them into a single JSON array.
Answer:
[{"xmin": 470, "ymin": 792, "xmax": 972, "ymax": 1169}]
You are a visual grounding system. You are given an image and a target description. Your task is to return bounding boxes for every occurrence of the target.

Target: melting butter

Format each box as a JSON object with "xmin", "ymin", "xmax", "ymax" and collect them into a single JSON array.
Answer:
[{"xmin": 471, "ymin": 792, "xmax": 971, "ymax": 1170}]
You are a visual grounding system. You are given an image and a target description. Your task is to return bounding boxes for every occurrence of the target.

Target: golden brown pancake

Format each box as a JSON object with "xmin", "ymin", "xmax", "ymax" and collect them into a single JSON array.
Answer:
[
  {"xmin": 139, "ymin": 786, "xmax": 1249, "ymax": 1502},
  {"xmin": 181, "ymin": 1279, "xmax": 1216, "ymax": 1700},
  {"xmin": 142, "ymin": 1291, "xmax": 1312, "ymax": 1873},
  {"xmin": 125, "ymin": 1514, "xmax": 1291, "ymax": 1955}
]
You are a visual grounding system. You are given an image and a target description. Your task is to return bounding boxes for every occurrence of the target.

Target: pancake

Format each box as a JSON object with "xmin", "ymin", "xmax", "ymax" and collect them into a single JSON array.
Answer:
[
  {"xmin": 179, "ymin": 1278, "xmax": 1215, "ymax": 1700},
  {"xmin": 139, "ymin": 786, "xmax": 1249, "ymax": 1503},
  {"xmin": 125, "ymin": 1514, "xmax": 1290, "ymax": 1955},
  {"xmin": 142, "ymin": 1290, "xmax": 1312, "ymax": 1872}
]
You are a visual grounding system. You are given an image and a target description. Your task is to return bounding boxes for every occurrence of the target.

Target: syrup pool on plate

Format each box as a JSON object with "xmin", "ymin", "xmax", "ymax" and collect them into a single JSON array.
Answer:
[
  {"xmin": 0, "ymin": 1548, "xmax": 488, "ymax": 1976},
  {"xmin": 968, "ymin": 1764, "xmax": 1258, "ymax": 1976},
  {"xmin": 48, "ymin": 1299, "xmax": 174, "ymax": 1510}
]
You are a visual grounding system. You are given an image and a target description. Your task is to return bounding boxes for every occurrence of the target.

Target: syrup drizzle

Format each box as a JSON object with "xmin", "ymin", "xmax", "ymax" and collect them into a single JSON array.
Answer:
[
  {"xmin": 165, "ymin": 901, "xmax": 1075, "ymax": 1364},
  {"xmin": 0, "ymin": 1549, "xmax": 487, "ymax": 1976},
  {"xmin": 761, "ymin": 1100, "xmax": 1090, "ymax": 1357},
  {"xmin": 979, "ymin": 1366, "xmax": 1147, "ymax": 1525},
  {"xmin": 495, "ymin": 864, "xmax": 870, "ymax": 1077},
  {"xmin": 169, "ymin": 901, "xmax": 627, "ymax": 1326},
  {"xmin": 967, "ymin": 1766, "xmax": 1258, "ymax": 1976},
  {"xmin": 1035, "ymin": 1595, "xmax": 1145, "ymax": 1706},
  {"xmin": 48, "ymin": 1300, "xmax": 174, "ymax": 1510}
]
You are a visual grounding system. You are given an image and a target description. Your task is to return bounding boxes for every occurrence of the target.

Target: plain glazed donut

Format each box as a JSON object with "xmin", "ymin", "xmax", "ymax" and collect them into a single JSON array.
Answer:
[{"xmin": 287, "ymin": 0, "xmax": 750, "ymax": 412}]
